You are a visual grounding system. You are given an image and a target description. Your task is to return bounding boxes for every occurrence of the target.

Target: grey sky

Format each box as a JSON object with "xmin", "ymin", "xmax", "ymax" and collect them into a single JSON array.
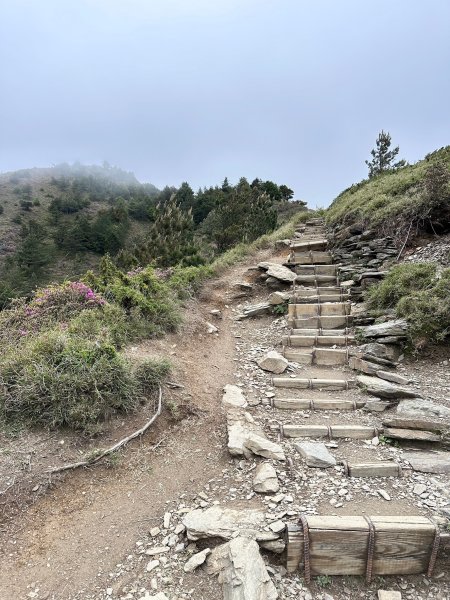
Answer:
[{"xmin": 1, "ymin": 0, "xmax": 449, "ymax": 206}]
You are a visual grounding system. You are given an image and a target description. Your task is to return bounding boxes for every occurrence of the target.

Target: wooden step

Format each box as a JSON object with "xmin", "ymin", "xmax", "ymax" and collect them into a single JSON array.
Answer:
[
  {"xmin": 283, "ymin": 334, "xmax": 354, "ymax": 347},
  {"xmin": 342, "ymin": 461, "xmax": 403, "ymax": 477},
  {"xmin": 291, "ymin": 327, "xmax": 352, "ymax": 335},
  {"xmin": 290, "ymin": 239, "xmax": 328, "ymax": 251},
  {"xmin": 290, "ymin": 294, "xmax": 346, "ymax": 304},
  {"xmin": 288, "ymin": 251, "xmax": 332, "ymax": 265},
  {"xmin": 295, "ymin": 274, "xmax": 337, "ymax": 285},
  {"xmin": 286, "ymin": 515, "xmax": 441, "ymax": 576},
  {"xmin": 292, "ymin": 286, "xmax": 342, "ymax": 296},
  {"xmin": 280, "ymin": 424, "xmax": 378, "ymax": 439},
  {"xmin": 288, "ymin": 302, "xmax": 351, "ymax": 319},
  {"xmin": 272, "ymin": 377, "xmax": 356, "ymax": 390},
  {"xmin": 284, "ymin": 347, "xmax": 349, "ymax": 366},
  {"xmin": 294, "ymin": 265, "xmax": 337, "ymax": 276},
  {"xmin": 272, "ymin": 398, "xmax": 365, "ymax": 410},
  {"xmin": 291, "ymin": 315, "xmax": 354, "ymax": 329}
]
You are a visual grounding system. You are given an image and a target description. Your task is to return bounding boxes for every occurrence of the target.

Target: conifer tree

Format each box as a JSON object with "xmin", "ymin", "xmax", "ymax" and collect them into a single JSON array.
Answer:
[{"xmin": 365, "ymin": 130, "xmax": 406, "ymax": 178}]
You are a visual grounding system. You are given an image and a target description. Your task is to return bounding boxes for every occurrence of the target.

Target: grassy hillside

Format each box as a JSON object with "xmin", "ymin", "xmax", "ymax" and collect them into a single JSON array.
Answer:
[{"xmin": 327, "ymin": 146, "xmax": 450, "ymax": 239}]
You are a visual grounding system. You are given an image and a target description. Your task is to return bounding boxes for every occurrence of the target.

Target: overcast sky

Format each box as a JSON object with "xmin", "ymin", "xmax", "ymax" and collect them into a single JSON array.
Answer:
[{"xmin": 1, "ymin": 1, "xmax": 449, "ymax": 206}]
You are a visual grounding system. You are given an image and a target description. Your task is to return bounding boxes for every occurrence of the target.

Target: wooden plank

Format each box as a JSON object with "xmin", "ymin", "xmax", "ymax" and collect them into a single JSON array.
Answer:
[
  {"xmin": 273, "ymin": 377, "xmax": 356, "ymax": 390},
  {"xmin": 384, "ymin": 428, "xmax": 441, "ymax": 443},
  {"xmin": 273, "ymin": 398, "xmax": 364, "ymax": 410},
  {"xmin": 346, "ymin": 462, "xmax": 402, "ymax": 477},
  {"xmin": 282, "ymin": 424, "xmax": 376, "ymax": 439},
  {"xmin": 286, "ymin": 515, "xmax": 435, "ymax": 575}
]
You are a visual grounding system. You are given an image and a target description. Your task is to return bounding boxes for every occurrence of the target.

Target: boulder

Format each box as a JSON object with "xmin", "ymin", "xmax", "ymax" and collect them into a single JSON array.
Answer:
[
  {"xmin": 294, "ymin": 441, "xmax": 336, "ymax": 468},
  {"xmin": 357, "ymin": 375, "xmax": 419, "ymax": 399},
  {"xmin": 184, "ymin": 548, "xmax": 211, "ymax": 572},
  {"xmin": 183, "ymin": 506, "xmax": 281, "ymax": 549},
  {"xmin": 206, "ymin": 537, "xmax": 278, "ymax": 600},
  {"xmin": 268, "ymin": 291, "xmax": 290, "ymax": 305},
  {"xmin": 222, "ymin": 384, "xmax": 247, "ymax": 408},
  {"xmin": 227, "ymin": 409, "xmax": 285, "ymax": 461},
  {"xmin": 397, "ymin": 398, "xmax": 450, "ymax": 419},
  {"xmin": 257, "ymin": 351, "xmax": 288, "ymax": 374},
  {"xmin": 252, "ymin": 463, "xmax": 280, "ymax": 493}
]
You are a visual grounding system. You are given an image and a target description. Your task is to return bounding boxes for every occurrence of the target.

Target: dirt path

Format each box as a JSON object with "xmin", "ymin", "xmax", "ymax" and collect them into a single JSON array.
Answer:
[{"xmin": 0, "ymin": 251, "xmax": 277, "ymax": 600}]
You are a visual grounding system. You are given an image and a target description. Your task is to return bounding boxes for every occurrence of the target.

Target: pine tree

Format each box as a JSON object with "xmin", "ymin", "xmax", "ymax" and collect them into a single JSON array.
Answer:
[
  {"xmin": 365, "ymin": 131, "xmax": 406, "ymax": 178},
  {"xmin": 15, "ymin": 220, "xmax": 52, "ymax": 278}
]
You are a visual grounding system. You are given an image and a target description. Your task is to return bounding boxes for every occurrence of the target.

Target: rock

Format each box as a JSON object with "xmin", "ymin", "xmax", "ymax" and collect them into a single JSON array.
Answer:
[
  {"xmin": 377, "ymin": 489, "xmax": 391, "ymax": 501},
  {"xmin": 383, "ymin": 427, "xmax": 441, "ymax": 443},
  {"xmin": 139, "ymin": 594, "xmax": 169, "ymax": 600},
  {"xmin": 257, "ymin": 351, "xmax": 288, "ymax": 374},
  {"xmin": 184, "ymin": 548, "xmax": 211, "ymax": 572},
  {"xmin": 404, "ymin": 451, "xmax": 450, "ymax": 474},
  {"xmin": 364, "ymin": 399, "xmax": 392, "ymax": 412},
  {"xmin": 183, "ymin": 506, "xmax": 281, "ymax": 547},
  {"xmin": 377, "ymin": 371, "xmax": 410, "ymax": 385},
  {"xmin": 294, "ymin": 442, "xmax": 336, "ymax": 468},
  {"xmin": 205, "ymin": 537, "xmax": 278, "ymax": 600},
  {"xmin": 236, "ymin": 302, "xmax": 271, "ymax": 319},
  {"xmin": 357, "ymin": 375, "xmax": 419, "ymax": 399},
  {"xmin": 227, "ymin": 409, "xmax": 285, "ymax": 461},
  {"xmin": 206, "ymin": 321, "xmax": 219, "ymax": 334},
  {"xmin": 146, "ymin": 560, "xmax": 160, "ymax": 572},
  {"xmin": 359, "ymin": 319, "xmax": 409, "ymax": 339},
  {"xmin": 378, "ymin": 591, "xmax": 402, "ymax": 600},
  {"xmin": 145, "ymin": 546, "xmax": 171, "ymax": 556},
  {"xmin": 268, "ymin": 291, "xmax": 290, "ymax": 305},
  {"xmin": 397, "ymin": 398, "xmax": 450, "ymax": 419},
  {"xmin": 274, "ymin": 238, "xmax": 291, "ymax": 249},
  {"xmin": 253, "ymin": 463, "xmax": 280, "ymax": 493},
  {"xmin": 258, "ymin": 262, "xmax": 296, "ymax": 283},
  {"xmin": 349, "ymin": 356, "xmax": 380, "ymax": 375},
  {"xmin": 222, "ymin": 384, "xmax": 248, "ymax": 408},
  {"xmin": 233, "ymin": 282, "xmax": 253, "ymax": 291},
  {"xmin": 413, "ymin": 483, "xmax": 427, "ymax": 496},
  {"xmin": 269, "ymin": 520, "xmax": 285, "ymax": 534}
]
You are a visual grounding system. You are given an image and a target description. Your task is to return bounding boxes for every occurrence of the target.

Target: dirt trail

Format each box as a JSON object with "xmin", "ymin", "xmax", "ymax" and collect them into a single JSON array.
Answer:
[{"xmin": 0, "ymin": 252, "xmax": 276, "ymax": 600}]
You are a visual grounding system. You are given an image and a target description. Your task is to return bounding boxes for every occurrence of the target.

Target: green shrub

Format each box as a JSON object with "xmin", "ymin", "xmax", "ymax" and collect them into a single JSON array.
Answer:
[{"xmin": 366, "ymin": 263, "xmax": 436, "ymax": 309}]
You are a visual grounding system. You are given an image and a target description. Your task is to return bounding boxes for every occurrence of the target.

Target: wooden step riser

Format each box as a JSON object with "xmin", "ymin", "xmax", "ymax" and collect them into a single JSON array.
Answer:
[
  {"xmin": 294, "ymin": 266, "xmax": 337, "ymax": 276},
  {"xmin": 290, "ymin": 240, "xmax": 328, "ymax": 251},
  {"xmin": 291, "ymin": 316, "xmax": 354, "ymax": 329},
  {"xmin": 295, "ymin": 275, "xmax": 338, "ymax": 284},
  {"xmin": 282, "ymin": 335, "xmax": 354, "ymax": 346},
  {"xmin": 273, "ymin": 398, "xmax": 365, "ymax": 410},
  {"xmin": 291, "ymin": 328, "xmax": 352, "ymax": 335},
  {"xmin": 272, "ymin": 377, "xmax": 356, "ymax": 390},
  {"xmin": 293, "ymin": 286, "xmax": 342, "ymax": 296},
  {"xmin": 288, "ymin": 252, "xmax": 332, "ymax": 265},
  {"xmin": 343, "ymin": 462, "xmax": 403, "ymax": 477},
  {"xmin": 290, "ymin": 295, "xmax": 345, "ymax": 303},
  {"xmin": 283, "ymin": 348, "xmax": 348, "ymax": 366},
  {"xmin": 288, "ymin": 304, "xmax": 351, "ymax": 318},
  {"xmin": 281, "ymin": 425, "xmax": 378, "ymax": 439},
  {"xmin": 287, "ymin": 515, "xmax": 441, "ymax": 576}
]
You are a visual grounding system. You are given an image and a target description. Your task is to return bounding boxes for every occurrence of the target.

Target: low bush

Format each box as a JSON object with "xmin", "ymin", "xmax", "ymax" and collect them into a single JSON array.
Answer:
[{"xmin": 366, "ymin": 263, "xmax": 450, "ymax": 345}]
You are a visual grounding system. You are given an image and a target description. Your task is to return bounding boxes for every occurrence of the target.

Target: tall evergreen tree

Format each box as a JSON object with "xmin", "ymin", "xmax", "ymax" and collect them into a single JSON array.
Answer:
[
  {"xmin": 365, "ymin": 130, "xmax": 406, "ymax": 178},
  {"xmin": 15, "ymin": 220, "xmax": 52, "ymax": 278}
]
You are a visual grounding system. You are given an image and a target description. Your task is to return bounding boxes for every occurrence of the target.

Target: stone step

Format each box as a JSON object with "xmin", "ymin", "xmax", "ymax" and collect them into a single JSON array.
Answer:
[
  {"xmin": 282, "ymin": 334, "xmax": 354, "ymax": 347},
  {"xmin": 272, "ymin": 377, "xmax": 356, "ymax": 390},
  {"xmin": 293, "ymin": 265, "xmax": 337, "ymax": 276},
  {"xmin": 283, "ymin": 347, "xmax": 348, "ymax": 366},
  {"xmin": 272, "ymin": 397, "xmax": 365, "ymax": 410},
  {"xmin": 279, "ymin": 424, "xmax": 378, "ymax": 440},
  {"xmin": 291, "ymin": 327, "xmax": 352, "ymax": 335},
  {"xmin": 288, "ymin": 251, "xmax": 333, "ymax": 265},
  {"xmin": 288, "ymin": 302, "xmax": 351, "ymax": 319},
  {"xmin": 342, "ymin": 461, "xmax": 403, "ymax": 477},
  {"xmin": 291, "ymin": 315, "xmax": 354, "ymax": 329},
  {"xmin": 290, "ymin": 239, "xmax": 328, "ymax": 251}
]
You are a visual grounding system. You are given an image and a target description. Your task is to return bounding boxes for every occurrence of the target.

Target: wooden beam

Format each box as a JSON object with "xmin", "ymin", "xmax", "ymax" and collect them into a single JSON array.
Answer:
[{"xmin": 282, "ymin": 424, "xmax": 377, "ymax": 439}]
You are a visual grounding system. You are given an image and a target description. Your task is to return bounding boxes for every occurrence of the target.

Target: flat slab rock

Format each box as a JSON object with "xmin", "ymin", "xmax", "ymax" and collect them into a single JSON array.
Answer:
[
  {"xmin": 205, "ymin": 537, "xmax": 278, "ymax": 600},
  {"xmin": 357, "ymin": 375, "xmax": 419, "ymax": 399},
  {"xmin": 383, "ymin": 427, "xmax": 440, "ymax": 443},
  {"xmin": 404, "ymin": 451, "xmax": 450, "ymax": 474},
  {"xmin": 257, "ymin": 350, "xmax": 289, "ymax": 374},
  {"xmin": 222, "ymin": 384, "xmax": 247, "ymax": 408},
  {"xmin": 258, "ymin": 261, "xmax": 297, "ymax": 282},
  {"xmin": 294, "ymin": 441, "xmax": 336, "ymax": 468},
  {"xmin": 227, "ymin": 409, "xmax": 286, "ymax": 461},
  {"xmin": 183, "ymin": 506, "xmax": 283, "ymax": 551},
  {"xmin": 397, "ymin": 398, "xmax": 450, "ymax": 419},
  {"xmin": 360, "ymin": 319, "xmax": 409, "ymax": 339}
]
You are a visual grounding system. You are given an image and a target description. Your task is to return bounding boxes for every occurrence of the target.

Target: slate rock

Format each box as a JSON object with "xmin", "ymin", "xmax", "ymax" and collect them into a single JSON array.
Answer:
[
  {"xmin": 357, "ymin": 375, "xmax": 419, "ymax": 399},
  {"xmin": 294, "ymin": 441, "xmax": 336, "ymax": 468},
  {"xmin": 257, "ymin": 350, "xmax": 289, "ymax": 374},
  {"xmin": 227, "ymin": 409, "xmax": 285, "ymax": 461},
  {"xmin": 253, "ymin": 463, "xmax": 280, "ymax": 493},
  {"xmin": 222, "ymin": 384, "xmax": 248, "ymax": 408},
  {"xmin": 184, "ymin": 548, "xmax": 211, "ymax": 572},
  {"xmin": 397, "ymin": 398, "xmax": 450, "ymax": 419}
]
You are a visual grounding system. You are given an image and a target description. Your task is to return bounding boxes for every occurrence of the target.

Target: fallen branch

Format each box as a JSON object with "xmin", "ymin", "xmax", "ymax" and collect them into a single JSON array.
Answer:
[
  {"xmin": 47, "ymin": 386, "xmax": 163, "ymax": 475},
  {"xmin": 396, "ymin": 220, "xmax": 413, "ymax": 261}
]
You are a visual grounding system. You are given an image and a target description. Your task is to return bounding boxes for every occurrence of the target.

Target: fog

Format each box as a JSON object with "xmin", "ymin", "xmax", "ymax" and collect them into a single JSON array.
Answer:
[{"xmin": 1, "ymin": 0, "xmax": 449, "ymax": 205}]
